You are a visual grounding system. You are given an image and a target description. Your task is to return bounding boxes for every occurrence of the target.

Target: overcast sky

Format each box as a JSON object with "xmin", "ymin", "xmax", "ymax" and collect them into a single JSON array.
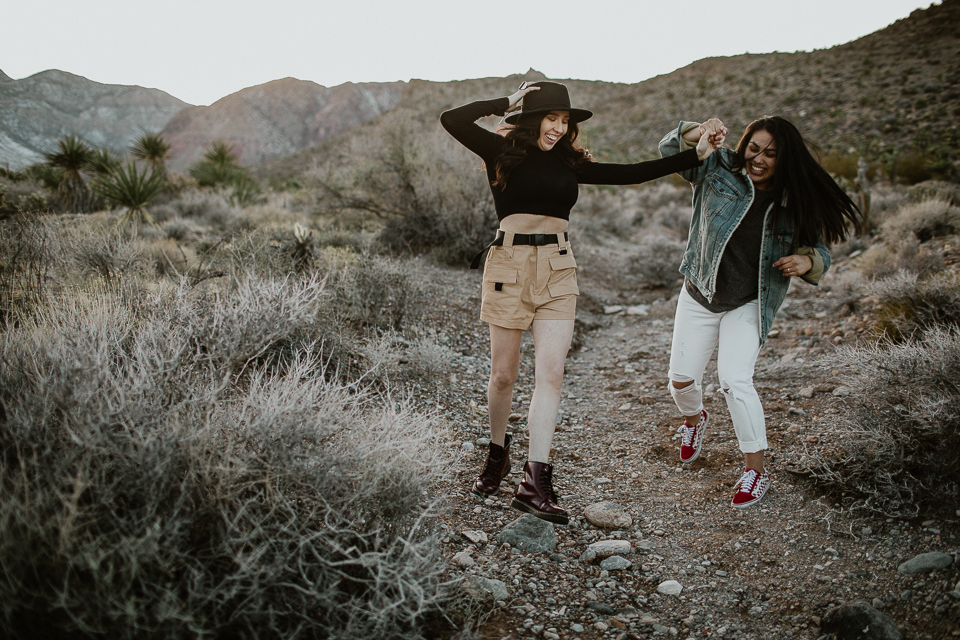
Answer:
[{"xmin": 2, "ymin": 0, "xmax": 937, "ymax": 106}]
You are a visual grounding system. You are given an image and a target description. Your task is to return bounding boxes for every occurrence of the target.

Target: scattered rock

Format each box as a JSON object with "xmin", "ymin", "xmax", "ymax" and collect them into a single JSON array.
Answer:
[
  {"xmin": 580, "ymin": 539, "xmax": 632, "ymax": 562},
  {"xmin": 625, "ymin": 304, "xmax": 649, "ymax": 316},
  {"xmin": 600, "ymin": 555, "xmax": 632, "ymax": 571},
  {"xmin": 635, "ymin": 539, "xmax": 657, "ymax": 552},
  {"xmin": 821, "ymin": 600, "xmax": 903, "ymax": 640},
  {"xmin": 462, "ymin": 575, "xmax": 509, "ymax": 602},
  {"xmin": 583, "ymin": 501, "xmax": 633, "ymax": 529},
  {"xmin": 799, "ymin": 386, "xmax": 815, "ymax": 398},
  {"xmin": 832, "ymin": 386, "xmax": 853, "ymax": 397},
  {"xmin": 805, "ymin": 435, "xmax": 819, "ymax": 443},
  {"xmin": 656, "ymin": 580, "xmax": 683, "ymax": 596},
  {"xmin": 585, "ymin": 601, "xmax": 615, "ymax": 614},
  {"xmin": 603, "ymin": 305, "xmax": 624, "ymax": 315},
  {"xmin": 475, "ymin": 437, "xmax": 491, "ymax": 446},
  {"xmin": 452, "ymin": 550, "xmax": 474, "ymax": 567},
  {"xmin": 461, "ymin": 529, "xmax": 488, "ymax": 544},
  {"xmin": 495, "ymin": 514, "xmax": 556, "ymax": 553},
  {"xmin": 461, "ymin": 441, "xmax": 475, "ymax": 451},
  {"xmin": 788, "ymin": 406, "xmax": 807, "ymax": 416},
  {"xmin": 897, "ymin": 551, "xmax": 954, "ymax": 574}
]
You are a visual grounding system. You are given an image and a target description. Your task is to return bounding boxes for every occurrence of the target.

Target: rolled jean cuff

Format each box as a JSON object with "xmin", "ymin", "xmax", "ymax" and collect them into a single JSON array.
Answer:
[{"xmin": 737, "ymin": 438, "xmax": 767, "ymax": 454}]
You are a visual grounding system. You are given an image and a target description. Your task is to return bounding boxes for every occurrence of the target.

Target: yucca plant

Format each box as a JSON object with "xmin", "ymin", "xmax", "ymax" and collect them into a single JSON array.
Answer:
[
  {"xmin": 45, "ymin": 134, "xmax": 93, "ymax": 212},
  {"xmin": 130, "ymin": 132, "xmax": 172, "ymax": 174},
  {"xmin": 189, "ymin": 160, "xmax": 241, "ymax": 188},
  {"xmin": 23, "ymin": 163, "xmax": 63, "ymax": 192},
  {"xmin": 93, "ymin": 160, "xmax": 166, "ymax": 227},
  {"xmin": 203, "ymin": 139, "xmax": 240, "ymax": 168},
  {"xmin": 87, "ymin": 147, "xmax": 122, "ymax": 177}
]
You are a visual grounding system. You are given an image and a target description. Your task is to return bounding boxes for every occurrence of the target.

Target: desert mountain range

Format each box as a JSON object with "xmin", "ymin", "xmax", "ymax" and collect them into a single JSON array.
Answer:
[{"xmin": 1, "ymin": 0, "xmax": 957, "ymax": 174}]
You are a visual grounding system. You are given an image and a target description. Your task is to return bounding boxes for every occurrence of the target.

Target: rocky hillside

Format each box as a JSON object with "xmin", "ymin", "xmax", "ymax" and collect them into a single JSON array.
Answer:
[
  {"xmin": 0, "ymin": 70, "xmax": 188, "ymax": 170},
  {"xmin": 161, "ymin": 78, "xmax": 405, "ymax": 172},
  {"xmin": 258, "ymin": 0, "xmax": 959, "ymax": 182}
]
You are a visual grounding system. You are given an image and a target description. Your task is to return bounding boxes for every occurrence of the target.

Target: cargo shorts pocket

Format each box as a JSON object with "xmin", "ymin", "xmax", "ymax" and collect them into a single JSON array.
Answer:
[
  {"xmin": 483, "ymin": 267, "xmax": 519, "ymax": 292},
  {"xmin": 547, "ymin": 254, "xmax": 579, "ymax": 297}
]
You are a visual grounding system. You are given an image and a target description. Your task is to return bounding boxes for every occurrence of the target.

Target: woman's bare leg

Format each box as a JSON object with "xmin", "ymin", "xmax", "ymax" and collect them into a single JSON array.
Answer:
[
  {"xmin": 487, "ymin": 324, "xmax": 523, "ymax": 447},
  {"xmin": 527, "ymin": 319, "xmax": 575, "ymax": 462}
]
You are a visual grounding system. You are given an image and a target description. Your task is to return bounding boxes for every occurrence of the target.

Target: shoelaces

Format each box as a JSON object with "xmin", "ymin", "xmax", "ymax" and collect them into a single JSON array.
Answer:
[
  {"xmin": 738, "ymin": 469, "xmax": 758, "ymax": 493},
  {"xmin": 679, "ymin": 424, "xmax": 695, "ymax": 447}
]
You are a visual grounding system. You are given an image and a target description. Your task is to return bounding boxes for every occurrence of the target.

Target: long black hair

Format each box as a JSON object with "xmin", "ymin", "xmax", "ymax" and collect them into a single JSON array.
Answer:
[
  {"xmin": 489, "ymin": 112, "xmax": 593, "ymax": 189},
  {"xmin": 733, "ymin": 116, "xmax": 861, "ymax": 247}
]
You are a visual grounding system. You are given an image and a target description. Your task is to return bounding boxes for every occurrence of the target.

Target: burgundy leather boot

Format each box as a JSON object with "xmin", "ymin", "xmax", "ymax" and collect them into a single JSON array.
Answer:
[
  {"xmin": 510, "ymin": 461, "xmax": 569, "ymax": 525},
  {"xmin": 472, "ymin": 434, "xmax": 512, "ymax": 497}
]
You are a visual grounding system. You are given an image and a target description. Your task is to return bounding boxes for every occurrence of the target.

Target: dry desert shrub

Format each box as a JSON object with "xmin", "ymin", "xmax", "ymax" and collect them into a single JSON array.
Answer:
[
  {"xmin": 867, "ymin": 269, "xmax": 960, "ymax": 342},
  {"xmin": 805, "ymin": 327, "xmax": 960, "ymax": 518},
  {"xmin": 857, "ymin": 237, "xmax": 945, "ymax": 280},
  {"xmin": 881, "ymin": 198, "xmax": 960, "ymax": 243},
  {"xmin": 312, "ymin": 127, "xmax": 497, "ymax": 267},
  {"xmin": 572, "ymin": 183, "xmax": 691, "ymax": 245},
  {"xmin": 152, "ymin": 189, "xmax": 241, "ymax": 229},
  {"xmin": 0, "ymin": 276, "xmax": 452, "ymax": 639},
  {"xmin": 629, "ymin": 235, "xmax": 685, "ymax": 288},
  {"xmin": 0, "ymin": 214, "xmax": 65, "ymax": 320}
]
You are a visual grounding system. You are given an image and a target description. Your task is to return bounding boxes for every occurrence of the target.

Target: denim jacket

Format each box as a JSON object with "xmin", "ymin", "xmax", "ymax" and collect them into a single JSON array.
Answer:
[{"xmin": 658, "ymin": 122, "xmax": 831, "ymax": 346}]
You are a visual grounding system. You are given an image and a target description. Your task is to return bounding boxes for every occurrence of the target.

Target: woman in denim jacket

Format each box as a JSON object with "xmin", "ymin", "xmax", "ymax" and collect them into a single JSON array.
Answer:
[{"xmin": 658, "ymin": 116, "xmax": 860, "ymax": 508}]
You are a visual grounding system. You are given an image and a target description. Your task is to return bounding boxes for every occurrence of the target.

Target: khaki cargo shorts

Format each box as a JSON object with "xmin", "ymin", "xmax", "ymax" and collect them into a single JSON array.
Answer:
[{"xmin": 480, "ymin": 233, "xmax": 579, "ymax": 330}]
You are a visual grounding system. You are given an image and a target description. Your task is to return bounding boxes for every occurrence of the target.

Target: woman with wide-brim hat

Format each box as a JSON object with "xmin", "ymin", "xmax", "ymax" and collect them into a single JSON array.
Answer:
[{"xmin": 441, "ymin": 81, "xmax": 723, "ymax": 524}]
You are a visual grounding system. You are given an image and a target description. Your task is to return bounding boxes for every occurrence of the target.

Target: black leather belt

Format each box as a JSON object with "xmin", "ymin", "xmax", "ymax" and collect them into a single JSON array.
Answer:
[{"xmin": 470, "ymin": 231, "xmax": 569, "ymax": 269}]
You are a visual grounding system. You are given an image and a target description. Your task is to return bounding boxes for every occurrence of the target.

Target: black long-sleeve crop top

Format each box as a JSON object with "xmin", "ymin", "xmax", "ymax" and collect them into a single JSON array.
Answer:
[{"xmin": 440, "ymin": 97, "xmax": 703, "ymax": 222}]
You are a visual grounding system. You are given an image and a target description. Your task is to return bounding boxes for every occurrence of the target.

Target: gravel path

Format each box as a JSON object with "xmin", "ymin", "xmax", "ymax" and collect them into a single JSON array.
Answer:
[{"xmin": 418, "ymin": 248, "xmax": 959, "ymax": 640}]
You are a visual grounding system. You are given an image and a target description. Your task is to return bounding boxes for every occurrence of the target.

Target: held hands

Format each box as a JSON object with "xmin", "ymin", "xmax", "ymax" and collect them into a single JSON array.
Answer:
[
  {"xmin": 774, "ymin": 254, "xmax": 813, "ymax": 278},
  {"xmin": 695, "ymin": 118, "xmax": 728, "ymax": 161}
]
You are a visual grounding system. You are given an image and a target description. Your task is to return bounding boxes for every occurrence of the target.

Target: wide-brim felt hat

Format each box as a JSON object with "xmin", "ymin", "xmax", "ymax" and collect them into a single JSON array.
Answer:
[{"xmin": 504, "ymin": 81, "xmax": 593, "ymax": 125}]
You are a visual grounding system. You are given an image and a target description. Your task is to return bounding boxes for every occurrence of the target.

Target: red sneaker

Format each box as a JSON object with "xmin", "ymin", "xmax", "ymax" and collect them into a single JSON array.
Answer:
[
  {"xmin": 679, "ymin": 409, "xmax": 708, "ymax": 463},
  {"xmin": 731, "ymin": 468, "xmax": 771, "ymax": 509}
]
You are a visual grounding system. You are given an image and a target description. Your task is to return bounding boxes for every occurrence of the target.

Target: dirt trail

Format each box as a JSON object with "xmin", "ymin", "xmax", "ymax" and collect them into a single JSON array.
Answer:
[{"xmin": 425, "ymin": 248, "xmax": 958, "ymax": 640}]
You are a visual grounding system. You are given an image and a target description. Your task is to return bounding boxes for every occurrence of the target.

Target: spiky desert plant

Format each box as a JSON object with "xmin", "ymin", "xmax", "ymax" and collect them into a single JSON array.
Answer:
[
  {"xmin": 203, "ymin": 139, "xmax": 240, "ymax": 168},
  {"xmin": 190, "ymin": 140, "xmax": 246, "ymax": 189},
  {"xmin": 87, "ymin": 147, "xmax": 122, "ymax": 177},
  {"xmin": 23, "ymin": 162, "xmax": 63, "ymax": 193},
  {"xmin": 189, "ymin": 160, "xmax": 240, "ymax": 188},
  {"xmin": 45, "ymin": 134, "xmax": 93, "ymax": 212},
  {"xmin": 93, "ymin": 160, "xmax": 166, "ymax": 227},
  {"xmin": 130, "ymin": 132, "xmax": 171, "ymax": 174}
]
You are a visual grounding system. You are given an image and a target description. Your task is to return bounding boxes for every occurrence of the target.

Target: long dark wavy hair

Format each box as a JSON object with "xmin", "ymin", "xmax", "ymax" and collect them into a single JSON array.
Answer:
[
  {"xmin": 489, "ymin": 112, "xmax": 594, "ymax": 189},
  {"xmin": 731, "ymin": 116, "xmax": 861, "ymax": 247}
]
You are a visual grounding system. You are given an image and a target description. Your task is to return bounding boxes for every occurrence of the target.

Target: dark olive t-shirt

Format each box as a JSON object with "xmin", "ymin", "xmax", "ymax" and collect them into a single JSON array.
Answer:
[{"xmin": 686, "ymin": 188, "xmax": 776, "ymax": 313}]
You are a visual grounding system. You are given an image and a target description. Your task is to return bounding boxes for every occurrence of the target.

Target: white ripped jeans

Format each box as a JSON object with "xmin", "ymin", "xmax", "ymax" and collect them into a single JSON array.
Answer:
[{"xmin": 668, "ymin": 287, "xmax": 767, "ymax": 454}]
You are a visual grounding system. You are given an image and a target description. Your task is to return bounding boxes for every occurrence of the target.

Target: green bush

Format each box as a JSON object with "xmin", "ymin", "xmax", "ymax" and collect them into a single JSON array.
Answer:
[{"xmin": 0, "ymin": 277, "xmax": 451, "ymax": 639}]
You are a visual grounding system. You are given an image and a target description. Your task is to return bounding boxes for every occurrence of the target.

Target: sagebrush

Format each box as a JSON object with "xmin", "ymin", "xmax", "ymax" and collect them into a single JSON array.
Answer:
[
  {"xmin": 0, "ymin": 277, "xmax": 454, "ymax": 639},
  {"xmin": 805, "ymin": 327, "xmax": 960, "ymax": 518}
]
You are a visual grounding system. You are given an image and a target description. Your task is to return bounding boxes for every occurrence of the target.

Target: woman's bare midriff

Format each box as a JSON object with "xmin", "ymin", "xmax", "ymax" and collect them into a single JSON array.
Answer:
[{"xmin": 498, "ymin": 213, "xmax": 569, "ymax": 235}]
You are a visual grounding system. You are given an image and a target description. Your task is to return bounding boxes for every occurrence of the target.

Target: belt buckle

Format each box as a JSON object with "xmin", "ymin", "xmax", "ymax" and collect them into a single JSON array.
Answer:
[{"xmin": 532, "ymin": 233, "xmax": 546, "ymax": 246}]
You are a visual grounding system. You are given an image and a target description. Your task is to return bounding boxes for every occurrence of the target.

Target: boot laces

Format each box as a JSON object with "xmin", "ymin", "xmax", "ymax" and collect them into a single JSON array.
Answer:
[
  {"xmin": 541, "ymin": 465, "xmax": 560, "ymax": 504},
  {"xmin": 482, "ymin": 449, "xmax": 504, "ymax": 475}
]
